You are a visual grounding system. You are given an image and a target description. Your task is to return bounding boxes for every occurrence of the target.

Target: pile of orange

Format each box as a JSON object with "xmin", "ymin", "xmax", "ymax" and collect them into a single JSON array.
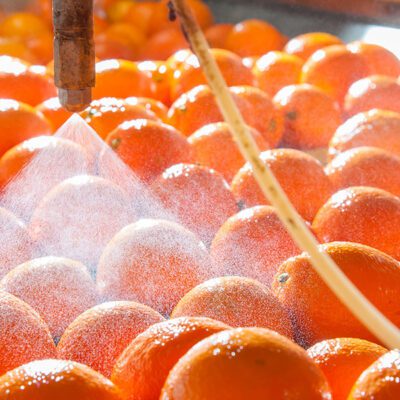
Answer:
[{"xmin": 0, "ymin": 0, "xmax": 399, "ymax": 398}]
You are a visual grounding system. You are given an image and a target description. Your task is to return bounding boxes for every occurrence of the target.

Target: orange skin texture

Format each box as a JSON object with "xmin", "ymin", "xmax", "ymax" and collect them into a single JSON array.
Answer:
[
  {"xmin": 111, "ymin": 317, "xmax": 230, "ymax": 400},
  {"xmin": 225, "ymin": 19, "xmax": 285, "ymax": 57},
  {"xmin": 171, "ymin": 276, "xmax": 294, "ymax": 339},
  {"xmin": 125, "ymin": 96, "xmax": 169, "ymax": 122},
  {"xmin": 170, "ymin": 49, "xmax": 255, "ymax": 101},
  {"xmin": 273, "ymin": 241, "xmax": 400, "ymax": 346},
  {"xmin": 325, "ymin": 146, "xmax": 400, "ymax": 197},
  {"xmin": 57, "ymin": 301, "xmax": 165, "ymax": 378},
  {"xmin": 151, "ymin": 163, "xmax": 238, "ymax": 244},
  {"xmin": 36, "ymin": 97, "xmax": 72, "ymax": 132},
  {"xmin": 348, "ymin": 41, "xmax": 400, "ymax": 77},
  {"xmin": 93, "ymin": 59, "xmax": 156, "ymax": 100},
  {"xmin": 348, "ymin": 350, "xmax": 400, "ymax": 399},
  {"xmin": 188, "ymin": 122, "xmax": 269, "ymax": 183},
  {"xmin": 0, "ymin": 359, "xmax": 122, "ymax": 400},
  {"xmin": 301, "ymin": 45, "xmax": 369, "ymax": 105},
  {"xmin": 273, "ymin": 83, "xmax": 342, "ymax": 149},
  {"xmin": 96, "ymin": 219, "xmax": 214, "ymax": 315},
  {"xmin": 344, "ymin": 75, "xmax": 400, "ymax": 117},
  {"xmin": 103, "ymin": 119, "xmax": 194, "ymax": 184},
  {"xmin": 0, "ymin": 256, "xmax": 98, "ymax": 339},
  {"xmin": 0, "ymin": 291, "xmax": 56, "ymax": 376},
  {"xmin": 0, "ymin": 207, "xmax": 32, "ymax": 278},
  {"xmin": 81, "ymin": 97, "xmax": 159, "ymax": 140},
  {"xmin": 253, "ymin": 51, "xmax": 304, "ymax": 97},
  {"xmin": 160, "ymin": 327, "xmax": 332, "ymax": 400},
  {"xmin": 0, "ymin": 57, "xmax": 56, "ymax": 106},
  {"xmin": 0, "ymin": 99, "xmax": 51, "ymax": 157},
  {"xmin": 204, "ymin": 23, "xmax": 233, "ymax": 48},
  {"xmin": 284, "ymin": 32, "xmax": 343, "ymax": 61},
  {"xmin": 210, "ymin": 206, "xmax": 301, "ymax": 287},
  {"xmin": 231, "ymin": 149, "xmax": 333, "ymax": 221},
  {"xmin": 312, "ymin": 186, "xmax": 400, "ymax": 260},
  {"xmin": 95, "ymin": 31, "xmax": 138, "ymax": 61},
  {"xmin": 308, "ymin": 338, "xmax": 387, "ymax": 400},
  {"xmin": 328, "ymin": 109, "xmax": 400, "ymax": 160}
]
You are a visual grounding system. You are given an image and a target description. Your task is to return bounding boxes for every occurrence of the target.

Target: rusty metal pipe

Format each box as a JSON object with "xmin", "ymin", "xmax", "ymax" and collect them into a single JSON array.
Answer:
[{"xmin": 53, "ymin": 0, "xmax": 95, "ymax": 112}]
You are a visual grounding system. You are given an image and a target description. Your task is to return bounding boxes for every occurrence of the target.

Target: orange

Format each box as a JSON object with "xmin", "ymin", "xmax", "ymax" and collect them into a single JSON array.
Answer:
[
  {"xmin": 0, "ymin": 12, "xmax": 50, "ymax": 39},
  {"xmin": 0, "ymin": 291, "xmax": 56, "ymax": 376},
  {"xmin": 93, "ymin": 59, "xmax": 156, "ymax": 100},
  {"xmin": 210, "ymin": 205, "xmax": 301, "ymax": 286},
  {"xmin": 188, "ymin": 122, "xmax": 269, "ymax": 182},
  {"xmin": 308, "ymin": 338, "xmax": 387, "ymax": 400},
  {"xmin": 273, "ymin": 83, "xmax": 342, "ymax": 149},
  {"xmin": 25, "ymin": 31, "xmax": 53, "ymax": 65},
  {"xmin": 312, "ymin": 186, "xmax": 400, "ymax": 260},
  {"xmin": 96, "ymin": 219, "xmax": 214, "ymax": 315},
  {"xmin": 0, "ymin": 359, "xmax": 122, "ymax": 400},
  {"xmin": 328, "ymin": 109, "xmax": 400, "ymax": 160},
  {"xmin": 36, "ymin": 97, "xmax": 73, "ymax": 132},
  {"xmin": 325, "ymin": 146, "xmax": 400, "ymax": 197},
  {"xmin": 151, "ymin": 163, "xmax": 238, "ymax": 244},
  {"xmin": 253, "ymin": 51, "xmax": 303, "ymax": 97},
  {"xmin": 231, "ymin": 149, "xmax": 332, "ymax": 221},
  {"xmin": 171, "ymin": 276, "xmax": 294, "ymax": 338},
  {"xmin": 348, "ymin": 41, "xmax": 400, "ymax": 77},
  {"xmin": 344, "ymin": 75, "xmax": 400, "ymax": 117},
  {"xmin": 0, "ymin": 208, "xmax": 32, "ymax": 278},
  {"xmin": 95, "ymin": 30, "xmax": 137, "ymax": 61},
  {"xmin": 0, "ymin": 99, "xmax": 51, "ymax": 157},
  {"xmin": 348, "ymin": 350, "xmax": 400, "ymax": 399},
  {"xmin": 170, "ymin": 48, "xmax": 255, "ymax": 101},
  {"xmin": 29, "ymin": 175, "xmax": 135, "ymax": 269},
  {"xmin": 81, "ymin": 97, "xmax": 158, "ymax": 140},
  {"xmin": 0, "ymin": 37, "xmax": 35, "ymax": 63},
  {"xmin": 205, "ymin": 23, "xmax": 233, "ymax": 48},
  {"xmin": 58, "ymin": 301, "xmax": 165, "ymax": 378},
  {"xmin": 111, "ymin": 317, "xmax": 229, "ymax": 400},
  {"xmin": 0, "ymin": 56, "xmax": 56, "ymax": 106},
  {"xmin": 166, "ymin": 48, "xmax": 193, "ymax": 73},
  {"xmin": 103, "ymin": 119, "xmax": 193, "ymax": 184},
  {"xmin": 0, "ymin": 256, "xmax": 97, "ymax": 339},
  {"xmin": 160, "ymin": 327, "xmax": 331, "ymax": 399},
  {"xmin": 273, "ymin": 241, "xmax": 400, "ymax": 346},
  {"xmin": 301, "ymin": 44, "xmax": 369, "ymax": 105},
  {"xmin": 225, "ymin": 19, "xmax": 285, "ymax": 57},
  {"xmin": 125, "ymin": 96, "xmax": 169, "ymax": 122},
  {"xmin": 284, "ymin": 32, "xmax": 343, "ymax": 61}
]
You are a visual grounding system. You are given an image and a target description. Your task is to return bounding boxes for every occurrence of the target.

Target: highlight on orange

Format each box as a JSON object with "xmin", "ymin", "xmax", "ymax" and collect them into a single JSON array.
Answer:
[
  {"xmin": 171, "ymin": 276, "xmax": 294, "ymax": 338},
  {"xmin": 125, "ymin": 96, "xmax": 169, "ymax": 121},
  {"xmin": 160, "ymin": 328, "xmax": 331, "ymax": 399},
  {"xmin": 273, "ymin": 241, "xmax": 400, "ymax": 346},
  {"xmin": 57, "ymin": 301, "xmax": 165, "ymax": 378},
  {"xmin": 111, "ymin": 317, "xmax": 230, "ymax": 400},
  {"xmin": 36, "ymin": 97, "xmax": 73, "ymax": 132}
]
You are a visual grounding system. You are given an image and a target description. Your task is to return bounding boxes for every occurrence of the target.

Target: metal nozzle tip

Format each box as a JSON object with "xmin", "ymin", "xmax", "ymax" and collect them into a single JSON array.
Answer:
[{"xmin": 58, "ymin": 88, "xmax": 92, "ymax": 112}]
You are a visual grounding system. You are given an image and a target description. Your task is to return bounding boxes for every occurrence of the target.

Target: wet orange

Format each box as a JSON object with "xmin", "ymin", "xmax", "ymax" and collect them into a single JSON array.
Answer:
[
  {"xmin": 273, "ymin": 83, "xmax": 342, "ymax": 149},
  {"xmin": 112, "ymin": 317, "xmax": 229, "ymax": 400},
  {"xmin": 231, "ymin": 149, "xmax": 332, "ymax": 221},
  {"xmin": 253, "ymin": 51, "xmax": 303, "ymax": 97},
  {"xmin": 308, "ymin": 338, "xmax": 387, "ymax": 400},
  {"xmin": 204, "ymin": 23, "xmax": 233, "ymax": 48},
  {"xmin": 344, "ymin": 75, "xmax": 400, "ymax": 117},
  {"xmin": 58, "ymin": 301, "xmax": 165, "ymax": 378},
  {"xmin": 0, "ymin": 291, "xmax": 56, "ymax": 376},
  {"xmin": 0, "ymin": 359, "xmax": 122, "ymax": 400},
  {"xmin": 348, "ymin": 350, "xmax": 400, "ymax": 399},
  {"xmin": 188, "ymin": 122, "xmax": 269, "ymax": 182},
  {"xmin": 301, "ymin": 44, "xmax": 369, "ymax": 105},
  {"xmin": 273, "ymin": 241, "xmax": 400, "ymax": 346},
  {"xmin": 225, "ymin": 19, "xmax": 285, "ymax": 57},
  {"xmin": 96, "ymin": 219, "xmax": 214, "ymax": 315},
  {"xmin": 151, "ymin": 163, "xmax": 238, "ymax": 243},
  {"xmin": 171, "ymin": 276, "xmax": 294, "ymax": 338},
  {"xmin": 103, "ymin": 119, "xmax": 193, "ymax": 183},
  {"xmin": 36, "ymin": 97, "xmax": 72, "ymax": 131},
  {"xmin": 125, "ymin": 96, "xmax": 169, "ymax": 122},
  {"xmin": 312, "ymin": 186, "xmax": 400, "ymax": 260},
  {"xmin": 284, "ymin": 32, "xmax": 343, "ymax": 61},
  {"xmin": 161, "ymin": 327, "xmax": 331, "ymax": 399},
  {"xmin": 325, "ymin": 146, "xmax": 400, "ymax": 197},
  {"xmin": 210, "ymin": 206, "xmax": 301, "ymax": 286}
]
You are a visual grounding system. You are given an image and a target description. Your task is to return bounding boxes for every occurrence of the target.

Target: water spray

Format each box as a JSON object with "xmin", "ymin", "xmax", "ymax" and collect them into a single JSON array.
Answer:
[
  {"xmin": 171, "ymin": 0, "xmax": 400, "ymax": 349},
  {"xmin": 53, "ymin": 0, "xmax": 95, "ymax": 112}
]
